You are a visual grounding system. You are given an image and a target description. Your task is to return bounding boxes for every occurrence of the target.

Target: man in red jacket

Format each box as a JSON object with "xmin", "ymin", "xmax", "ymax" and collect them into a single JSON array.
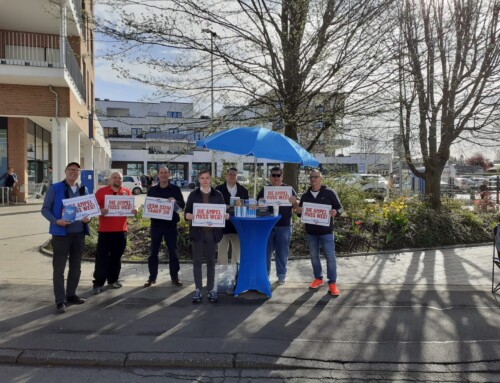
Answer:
[{"xmin": 92, "ymin": 171, "xmax": 137, "ymax": 294}]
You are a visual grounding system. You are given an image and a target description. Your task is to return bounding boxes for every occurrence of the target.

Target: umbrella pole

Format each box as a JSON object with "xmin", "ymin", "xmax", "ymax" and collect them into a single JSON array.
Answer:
[{"xmin": 253, "ymin": 157, "xmax": 257, "ymax": 199}]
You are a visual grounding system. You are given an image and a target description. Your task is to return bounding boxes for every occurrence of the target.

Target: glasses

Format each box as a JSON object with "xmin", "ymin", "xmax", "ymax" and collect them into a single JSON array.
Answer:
[
  {"xmin": 309, "ymin": 176, "xmax": 320, "ymax": 179},
  {"xmin": 227, "ymin": 173, "xmax": 237, "ymax": 176},
  {"xmin": 271, "ymin": 174, "xmax": 282, "ymax": 177},
  {"xmin": 66, "ymin": 168, "xmax": 80, "ymax": 172}
]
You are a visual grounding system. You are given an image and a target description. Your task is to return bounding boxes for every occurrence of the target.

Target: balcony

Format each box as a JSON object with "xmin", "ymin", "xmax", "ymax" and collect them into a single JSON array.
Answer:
[{"xmin": 0, "ymin": 30, "xmax": 86, "ymax": 100}]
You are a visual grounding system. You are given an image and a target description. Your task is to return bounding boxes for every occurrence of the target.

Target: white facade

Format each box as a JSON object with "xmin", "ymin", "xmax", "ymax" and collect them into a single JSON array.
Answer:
[{"xmin": 97, "ymin": 99, "xmax": 393, "ymax": 185}]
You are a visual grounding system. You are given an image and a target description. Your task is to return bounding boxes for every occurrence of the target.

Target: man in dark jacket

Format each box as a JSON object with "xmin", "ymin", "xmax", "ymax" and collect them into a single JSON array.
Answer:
[
  {"xmin": 215, "ymin": 167, "xmax": 249, "ymax": 265},
  {"xmin": 41, "ymin": 162, "xmax": 91, "ymax": 313},
  {"xmin": 296, "ymin": 169, "xmax": 343, "ymax": 296},
  {"xmin": 144, "ymin": 166, "xmax": 185, "ymax": 287},
  {"xmin": 185, "ymin": 169, "xmax": 228, "ymax": 303}
]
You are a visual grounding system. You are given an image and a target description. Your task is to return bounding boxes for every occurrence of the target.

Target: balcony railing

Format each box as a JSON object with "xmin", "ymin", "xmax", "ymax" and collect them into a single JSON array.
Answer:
[{"xmin": 0, "ymin": 30, "xmax": 86, "ymax": 100}]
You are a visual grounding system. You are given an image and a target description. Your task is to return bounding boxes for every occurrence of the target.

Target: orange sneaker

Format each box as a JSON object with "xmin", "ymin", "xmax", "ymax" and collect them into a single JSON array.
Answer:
[
  {"xmin": 328, "ymin": 282, "xmax": 340, "ymax": 296},
  {"xmin": 309, "ymin": 278, "xmax": 324, "ymax": 289}
]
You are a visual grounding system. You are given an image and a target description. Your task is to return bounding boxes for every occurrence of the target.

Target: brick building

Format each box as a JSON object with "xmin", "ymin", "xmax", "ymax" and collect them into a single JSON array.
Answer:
[{"xmin": 0, "ymin": 0, "xmax": 110, "ymax": 201}]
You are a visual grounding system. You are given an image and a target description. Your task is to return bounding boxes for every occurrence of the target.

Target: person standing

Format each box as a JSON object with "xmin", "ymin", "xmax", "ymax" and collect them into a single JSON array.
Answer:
[
  {"xmin": 185, "ymin": 169, "xmax": 228, "ymax": 303},
  {"xmin": 4, "ymin": 167, "xmax": 18, "ymax": 204},
  {"xmin": 257, "ymin": 166, "xmax": 298, "ymax": 284},
  {"xmin": 215, "ymin": 167, "xmax": 249, "ymax": 265},
  {"xmin": 41, "ymin": 162, "xmax": 91, "ymax": 313},
  {"xmin": 92, "ymin": 171, "xmax": 137, "ymax": 294},
  {"xmin": 144, "ymin": 166, "xmax": 185, "ymax": 287},
  {"xmin": 296, "ymin": 169, "xmax": 343, "ymax": 296}
]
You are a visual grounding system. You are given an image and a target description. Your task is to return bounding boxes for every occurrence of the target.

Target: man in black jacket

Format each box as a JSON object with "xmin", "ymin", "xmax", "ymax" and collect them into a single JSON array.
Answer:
[
  {"xmin": 296, "ymin": 169, "xmax": 343, "ymax": 297},
  {"xmin": 144, "ymin": 166, "xmax": 186, "ymax": 287},
  {"xmin": 215, "ymin": 167, "xmax": 249, "ymax": 265},
  {"xmin": 185, "ymin": 169, "xmax": 229, "ymax": 303}
]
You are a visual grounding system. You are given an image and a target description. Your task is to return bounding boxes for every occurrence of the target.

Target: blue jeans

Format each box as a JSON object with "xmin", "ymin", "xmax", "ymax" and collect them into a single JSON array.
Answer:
[
  {"xmin": 267, "ymin": 226, "xmax": 291, "ymax": 279},
  {"xmin": 307, "ymin": 233, "xmax": 337, "ymax": 284}
]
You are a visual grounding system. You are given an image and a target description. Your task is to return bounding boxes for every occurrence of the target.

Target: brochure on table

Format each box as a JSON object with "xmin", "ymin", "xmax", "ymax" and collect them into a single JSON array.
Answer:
[
  {"xmin": 192, "ymin": 203, "xmax": 226, "ymax": 227},
  {"xmin": 62, "ymin": 194, "xmax": 101, "ymax": 221},
  {"xmin": 300, "ymin": 202, "xmax": 331, "ymax": 227},
  {"xmin": 142, "ymin": 197, "xmax": 174, "ymax": 221},
  {"xmin": 104, "ymin": 195, "xmax": 135, "ymax": 217},
  {"xmin": 264, "ymin": 186, "xmax": 293, "ymax": 206}
]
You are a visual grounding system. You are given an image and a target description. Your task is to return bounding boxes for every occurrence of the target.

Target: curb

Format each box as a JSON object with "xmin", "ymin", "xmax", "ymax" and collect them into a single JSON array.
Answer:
[{"xmin": 2, "ymin": 349, "xmax": 500, "ymax": 372}]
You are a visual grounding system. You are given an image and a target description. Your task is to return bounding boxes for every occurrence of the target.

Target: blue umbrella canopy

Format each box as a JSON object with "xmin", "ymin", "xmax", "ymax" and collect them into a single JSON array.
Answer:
[{"xmin": 196, "ymin": 127, "xmax": 319, "ymax": 167}]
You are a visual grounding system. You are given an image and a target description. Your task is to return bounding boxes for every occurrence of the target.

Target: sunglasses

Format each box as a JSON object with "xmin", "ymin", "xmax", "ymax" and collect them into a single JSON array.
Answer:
[{"xmin": 271, "ymin": 174, "xmax": 282, "ymax": 177}]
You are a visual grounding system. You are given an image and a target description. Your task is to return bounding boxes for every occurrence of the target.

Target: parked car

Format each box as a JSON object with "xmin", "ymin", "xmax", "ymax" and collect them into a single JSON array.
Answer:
[
  {"xmin": 453, "ymin": 177, "xmax": 476, "ymax": 191},
  {"xmin": 122, "ymin": 175, "xmax": 144, "ymax": 195},
  {"xmin": 339, "ymin": 174, "xmax": 388, "ymax": 199},
  {"xmin": 237, "ymin": 175, "xmax": 250, "ymax": 185}
]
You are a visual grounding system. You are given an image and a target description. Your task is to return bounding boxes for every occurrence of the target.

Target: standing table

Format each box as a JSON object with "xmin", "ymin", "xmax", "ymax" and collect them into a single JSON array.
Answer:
[{"xmin": 230, "ymin": 215, "xmax": 281, "ymax": 298}]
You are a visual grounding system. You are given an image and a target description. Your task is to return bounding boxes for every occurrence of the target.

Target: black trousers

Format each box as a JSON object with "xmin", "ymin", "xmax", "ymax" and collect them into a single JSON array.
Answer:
[
  {"xmin": 148, "ymin": 225, "xmax": 179, "ymax": 281},
  {"xmin": 52, "ymin": 232, "xmax": 85, "ymax": 304},
  {"xmin": 92, "ymin": 231, "xmax": 127, "ymax": 287}
]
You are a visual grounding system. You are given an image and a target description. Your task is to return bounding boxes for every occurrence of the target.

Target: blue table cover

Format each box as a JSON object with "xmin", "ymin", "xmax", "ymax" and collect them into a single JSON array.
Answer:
[{"xmin": 230, "ymin": 215, "xmax": 281, "ymax": 297}]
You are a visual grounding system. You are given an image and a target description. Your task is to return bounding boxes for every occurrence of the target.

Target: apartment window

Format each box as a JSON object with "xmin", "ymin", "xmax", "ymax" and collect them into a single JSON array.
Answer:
[
  {"xmin": 131, "ymin": 128, "xmax": 142, "ymax": 138},
  {"xmin": 107, "ymin": 108, "xmax": 129, "ymax": 117},
  {"xmin": 149, "ymin": 127, "xmax": 161, "ymax": 133},
  {"xmin": 103, "ymin": 127, "xmax": 118, "ymax": 137},
  {"xmin": 148, "ymin": 112, "xmax": 159, "ymax": 117},
  {"xmin": 167, "ymin": 111, "xmax": 182, "ymax": 118}
]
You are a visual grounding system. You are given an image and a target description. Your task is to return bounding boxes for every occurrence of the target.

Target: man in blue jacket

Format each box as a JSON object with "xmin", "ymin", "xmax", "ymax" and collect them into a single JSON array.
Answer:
[
  {"xmin": 296, "ymin": 169, "xmax": 343, "ymax": 297},
  {"xmin": 41, "ymin": 162, "xmax": 91, "ymax": 313}
]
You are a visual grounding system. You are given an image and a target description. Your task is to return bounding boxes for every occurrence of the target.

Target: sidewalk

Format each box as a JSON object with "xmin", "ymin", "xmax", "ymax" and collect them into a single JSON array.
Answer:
[{"xmin": 0, "ymin": 201, "xmax": 499, "ymax": 376}]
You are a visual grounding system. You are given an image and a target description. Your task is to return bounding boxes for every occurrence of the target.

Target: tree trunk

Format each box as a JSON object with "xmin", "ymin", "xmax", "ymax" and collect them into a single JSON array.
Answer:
[
  {"xmin": 283, "ymin": 163, "xmax": 299, "ymax": 192},
  {"xmin": 424, "ymin": 171, "xmax": 442, "ymax": 210}
]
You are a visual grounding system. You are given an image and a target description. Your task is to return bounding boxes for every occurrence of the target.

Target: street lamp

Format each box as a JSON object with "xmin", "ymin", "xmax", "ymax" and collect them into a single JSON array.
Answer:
[
  {"xmin": 202, "ymin": 28, "xmax": 218, "ymax": 175},
  {"xmin": 202, "ymin": 29, "xmax": 218, "ymax": 120}
]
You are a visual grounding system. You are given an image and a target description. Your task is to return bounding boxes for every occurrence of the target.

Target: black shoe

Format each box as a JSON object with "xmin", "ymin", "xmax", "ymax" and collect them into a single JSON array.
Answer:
[
  {"xmin": 143, "ymin": 279, "xmax": 156, "ymax": 288},
  {"xmin": 171, "ymin": 278, "xmax": 183, "ymax": 287},
  {"xmin": 56, "ymin": 303, "xmax": 66, "ymax": 314},
  {"xmin": 66, "ymin": 295, "xmax": 86, "ymax": 305}
]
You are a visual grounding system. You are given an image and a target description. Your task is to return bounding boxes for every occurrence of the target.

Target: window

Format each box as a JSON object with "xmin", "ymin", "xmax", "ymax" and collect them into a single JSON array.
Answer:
[
  {"xmin": 126, "ymin": 163, "xmax": 144, "ymax": 176},
  {"xmin": 106, "ymin": 108, "xmax": 129, "ymax": 117},
  {"xmin": 131, "ymin": 128, "xmax": 142, "ymax": 138},
  {"xmin": 103, "ymin": 127, "xmax": 118, "ymax": 137},
  {"xmin": 148, "ymin": 112, "xmax": 159, "ymax": 117},
  {"xmin": 149, "ymin": 127, "xmax": 161, "ymax": 133},
  {"xmin": 167, "ymin": 111, "xmax": 182, "ymax": 118}
]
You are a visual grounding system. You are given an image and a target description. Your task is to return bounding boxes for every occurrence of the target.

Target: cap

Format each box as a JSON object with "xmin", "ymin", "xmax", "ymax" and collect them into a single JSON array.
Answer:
[{"xmin": 65, "ymin": 162, "xmax": 81, "ymax": 170}]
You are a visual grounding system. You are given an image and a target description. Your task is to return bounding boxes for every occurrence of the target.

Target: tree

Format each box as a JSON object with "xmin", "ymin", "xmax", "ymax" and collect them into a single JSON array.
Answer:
[
  {"xmin": 96, "ymin": 0, "xmax": 394, "ymax": 190},
  {"xmin": 395, "ymin": 0, "xmax": 500, "ymax": 209},
  {"xmin": 465, "ymin": 153, "xmax": 491, "ymax": 169}
]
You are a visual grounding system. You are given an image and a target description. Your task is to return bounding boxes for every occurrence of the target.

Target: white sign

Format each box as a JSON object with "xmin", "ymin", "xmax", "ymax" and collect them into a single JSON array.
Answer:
[
  {"xmin": 62, "ymin": 194, "xmax": 101, "ymax": 221},
  {"xmin": 192, "ymin": 203, "xmax": 226, "ymax": 227},
  {"xmin": 142, "ymin": 197, "xmax": 174, "ymax": 221},
  {"xmin": 104, "ymin": 195, "xmax": 135, "ymax": 217},
  {"xmin": 300, "ymin": 202, "xmax": 332, "ymax": 227},
  {"xmin": 264, "ymin": 186, "xmax": 293, "ymax": 206}
]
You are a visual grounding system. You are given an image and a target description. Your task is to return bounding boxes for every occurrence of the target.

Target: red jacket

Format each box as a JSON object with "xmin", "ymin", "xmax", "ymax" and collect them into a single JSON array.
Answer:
[{"xmin": 95, "ymin": 185, "xmax": 132, "ymax": 232}]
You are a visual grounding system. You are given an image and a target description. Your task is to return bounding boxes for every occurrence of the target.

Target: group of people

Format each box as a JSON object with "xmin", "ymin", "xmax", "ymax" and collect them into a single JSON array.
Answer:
[{"xmin": 41, "ymin": 162, "xmax": 342, "ymax": 313}]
